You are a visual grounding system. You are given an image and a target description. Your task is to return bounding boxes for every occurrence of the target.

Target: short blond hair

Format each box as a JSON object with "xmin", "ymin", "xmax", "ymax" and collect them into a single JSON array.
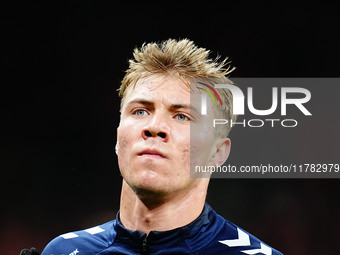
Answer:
[{"xmin": 118, "ymin": 39, "xmax": 236, "ymax": 137}]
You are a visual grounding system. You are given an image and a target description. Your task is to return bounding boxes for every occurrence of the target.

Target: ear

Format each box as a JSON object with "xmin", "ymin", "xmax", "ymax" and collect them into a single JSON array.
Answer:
[{"xmin": 209, "ymin": 138, "xmax": 231, "ymax": 167}]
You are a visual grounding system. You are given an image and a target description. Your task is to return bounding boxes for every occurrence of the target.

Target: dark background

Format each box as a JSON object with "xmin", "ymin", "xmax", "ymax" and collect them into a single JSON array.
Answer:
[{"xmin": 1, "ymin": 1, "xmax": 339, "ymax": 254}]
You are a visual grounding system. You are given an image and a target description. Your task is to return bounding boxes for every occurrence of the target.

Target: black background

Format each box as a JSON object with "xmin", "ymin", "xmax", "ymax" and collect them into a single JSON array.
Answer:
[{"xmin": 1, "ymin": 1, "xmax": 339, "ymax": 254}]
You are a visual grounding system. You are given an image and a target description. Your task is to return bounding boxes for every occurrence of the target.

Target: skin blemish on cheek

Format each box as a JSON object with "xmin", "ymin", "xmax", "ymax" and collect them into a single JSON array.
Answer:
[
  {"xmin": 181, "ymin": 146, "xmax": 190, "ymax": 168},
  {"xmin": 181, "ymin": 149, "xmax": 189, "ymax": 160}
]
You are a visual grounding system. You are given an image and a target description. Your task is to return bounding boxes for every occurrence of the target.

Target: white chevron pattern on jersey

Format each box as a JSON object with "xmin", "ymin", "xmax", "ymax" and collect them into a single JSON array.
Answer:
[
  {"xmin": 60, "ymin": 226, "xmax": 105, "ymax": 239},
  {"xmin": 60, "ymin": 233, "xmax": 79, "ymax": 239},
  {"xmin": 85, "ymin": 226, "xmax": 105, "ymax": 235},
  {"xmin": 219, "ymin": 228, "xmax": 250, "ymax": 247},
  {"xmin": 219, "ymin": 228, "xmax": 272, "ymax": 255},
  {"xmin": 241, "ymin": 243, "xmax": 272, "ymax": 255}
]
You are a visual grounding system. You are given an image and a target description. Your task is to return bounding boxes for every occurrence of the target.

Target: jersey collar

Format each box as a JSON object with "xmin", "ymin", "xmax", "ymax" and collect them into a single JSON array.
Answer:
[{"xmin": 113, "ymin": 202, "xmax": 223, "ymax": 253}]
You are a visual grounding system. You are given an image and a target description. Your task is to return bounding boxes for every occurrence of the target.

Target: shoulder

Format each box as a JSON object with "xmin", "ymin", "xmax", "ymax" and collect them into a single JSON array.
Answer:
[
  {"xmin": 42, "ymin": 220, "xmax": 116, "ymax": 255},
  {"xmin": 199, "ymin": 208, "xmax": 283, "ymax": 255}
]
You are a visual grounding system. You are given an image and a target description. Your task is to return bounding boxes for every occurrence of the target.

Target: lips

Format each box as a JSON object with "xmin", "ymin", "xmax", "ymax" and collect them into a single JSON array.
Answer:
[{"xmin": 138, "ymin": 149, "xmax": 166, "ymax": 159}]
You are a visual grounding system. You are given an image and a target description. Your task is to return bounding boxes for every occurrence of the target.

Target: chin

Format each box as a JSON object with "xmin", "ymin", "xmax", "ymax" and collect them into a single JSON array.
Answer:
[
  {"xmin": 126, "ymin": 168, "xmax": 158, "ymax": 185},
  {"xmin": 138, "ymin": 171, "xmax": 168, "ymax": 191}
]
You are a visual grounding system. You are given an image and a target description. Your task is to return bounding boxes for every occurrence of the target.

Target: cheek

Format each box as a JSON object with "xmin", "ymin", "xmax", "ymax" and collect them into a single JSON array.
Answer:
[
  {"xmin": 116, "ymin": 129, "xmax": 130, "ymax": 158},
  {"xmin": 190, "ymin": 132, "xmax": 215, "ymax": 164},
  {"xmin": 173, "ymin": 129, "xmax": 191, "ymax": 166},
  {"xmin": 181, "ymin": 144, "xmax": 190, "ymax": 168}
]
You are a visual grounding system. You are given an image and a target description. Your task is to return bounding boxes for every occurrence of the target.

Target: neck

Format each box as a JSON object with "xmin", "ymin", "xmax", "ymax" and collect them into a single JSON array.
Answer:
[{"xmin": 119, "ymin": 179, "xmax": 209, "ymax": 234}]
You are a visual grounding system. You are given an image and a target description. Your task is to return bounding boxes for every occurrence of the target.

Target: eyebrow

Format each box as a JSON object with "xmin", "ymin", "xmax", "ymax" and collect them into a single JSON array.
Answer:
[
  {"xmin": 126, "ymin": 99, "xmax": 200, "ymax": 114},
  {"xmin": 127, "ymin": 99, "xmax": 154, "ymax": 107}
]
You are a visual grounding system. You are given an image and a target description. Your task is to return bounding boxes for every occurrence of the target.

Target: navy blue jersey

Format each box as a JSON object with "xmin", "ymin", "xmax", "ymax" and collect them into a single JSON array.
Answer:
[{"xmin": 42, "ymin": 203, "xmax": 283, "ymax": 255}]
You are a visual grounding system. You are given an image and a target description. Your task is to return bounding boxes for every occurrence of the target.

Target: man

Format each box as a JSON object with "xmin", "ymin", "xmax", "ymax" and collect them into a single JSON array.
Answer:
[{"xmin": 40, "ymin": 39, "xmax": 283, "ymax": 254}]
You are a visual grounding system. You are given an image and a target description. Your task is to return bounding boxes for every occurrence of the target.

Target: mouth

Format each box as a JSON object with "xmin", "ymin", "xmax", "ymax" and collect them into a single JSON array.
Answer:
[{"xmin": 138, "ymin": 149, "xmax": 166, "ymax": 159}]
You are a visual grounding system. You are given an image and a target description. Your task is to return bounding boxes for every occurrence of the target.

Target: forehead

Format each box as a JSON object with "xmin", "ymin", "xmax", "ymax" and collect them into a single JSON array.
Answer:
[{"xmin": 122, "ymin": 74, "xmax": 192, "ymax": 105}]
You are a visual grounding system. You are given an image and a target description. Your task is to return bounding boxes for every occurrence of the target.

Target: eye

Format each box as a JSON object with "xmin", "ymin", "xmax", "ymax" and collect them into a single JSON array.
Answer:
[
  {"xmin": 175, "ymin": 114, "xmax": 190, "ymax": 121},
  {"xmin": 133, "ymin": 109, "xmax": 148, "ymax": 116}
]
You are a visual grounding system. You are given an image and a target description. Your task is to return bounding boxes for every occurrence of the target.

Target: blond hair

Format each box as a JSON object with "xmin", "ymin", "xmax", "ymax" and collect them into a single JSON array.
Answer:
[{"xmin": 118, "ymin": 39, "xmax": 236, "ymax": 137}]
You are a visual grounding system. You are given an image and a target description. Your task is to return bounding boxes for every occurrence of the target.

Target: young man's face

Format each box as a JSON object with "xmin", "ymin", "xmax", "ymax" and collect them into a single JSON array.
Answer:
[{"xmin": 116, "ymin": 74, "xmax": 227, "ymax": 196}]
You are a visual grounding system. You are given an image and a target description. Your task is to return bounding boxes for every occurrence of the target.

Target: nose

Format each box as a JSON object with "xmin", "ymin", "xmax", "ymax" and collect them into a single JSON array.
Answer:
[{"xmin": 142, "ymin": 112, "xmax": 169, "ymax": 142}]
